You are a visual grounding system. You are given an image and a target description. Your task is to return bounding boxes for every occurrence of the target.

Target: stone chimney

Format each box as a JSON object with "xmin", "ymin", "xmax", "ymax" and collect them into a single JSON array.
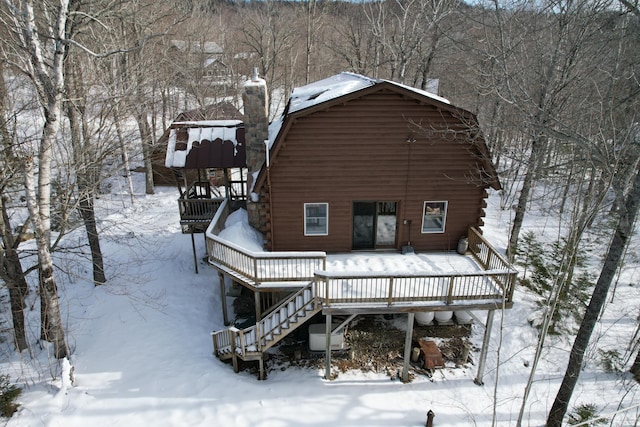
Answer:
[{"xmin": 243, "ymin": 68, "xmax": 269, "ymax": 231}]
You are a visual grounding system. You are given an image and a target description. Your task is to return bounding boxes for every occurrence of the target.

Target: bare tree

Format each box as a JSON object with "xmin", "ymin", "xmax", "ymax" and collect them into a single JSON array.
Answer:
[
  {"xmin": 104, "ymin": 1, "xmax": 162, "ymax": 195},
  {"xmin": 368, "ymin": 0, "xmax": 422, "ymax": 83},
  {"xmin": 238, "ymin": 1, "xmax": 299, "ymax": 111},
  {"xmin": 412, "ymin": 0, "xmax": 456, "ymax": 91},
  {"xmin": 63, "ymin": 4, "xmax": 106, "ymax": 285},
  {"xmin": 476, "ymin": 0, "xmax": 619, "ymax": 260},
  {"xmin": 0, "ymin": 60, "xmax": 29, "ymax": 351},
  {"xmin": 0, "ymin": 0, "xmax": 73, "ymax": 359},
  {"xmin": 0, "ymin": 197, "xmax": 29, "ymax": 352},
  {"xmin": 547, "ymin": 152, "xmax": 640, "ymax": 426},
  {"xmin": 326, "ymin": 5, "xmax": 379, "ymax": 76},
  {"xmin": 303, "ymin": 0, "xmax": 325, "ymax": 84}
]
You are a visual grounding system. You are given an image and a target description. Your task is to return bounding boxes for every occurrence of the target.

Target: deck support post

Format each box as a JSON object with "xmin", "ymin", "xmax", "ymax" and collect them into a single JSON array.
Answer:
[
  {"xmin": 254, "ymin": 290, "xmax": 262, "ymax": 322},
  {"xmin": 254, "ymin": 290, "xmax": 264, "ymax": 380},
  {"xmin": 229, "ymin": 329, "xmax": 239, "ymax": 373},
  {"xmin": 402, "ymin": 312, "xmax": 415, "ymax": 382},
  {"xmin": 324, "ymin": 314, "xmax": 332, "ymax": 380},
  {"xmin": 218, "ymin": 272, "xmax": 230, "ymax": 326},
  {"xmin": 203, "ymin": 232, "xmax": 208, "ymax": 256},
  {"xmin": 190, "ymin": 233, "xmax": 198, "ymax": 274},
  {"xmin": 474, "ymin": 309, "xmax": 495, "ymax": 385},
  {"xmin": 258, "ymin": 356, "xmax": 265, "ymax": 380}
]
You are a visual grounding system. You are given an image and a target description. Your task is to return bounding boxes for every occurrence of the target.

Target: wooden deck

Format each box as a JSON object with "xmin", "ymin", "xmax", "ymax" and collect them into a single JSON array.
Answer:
[
  {"xmin": 206, "ymin": 199, "xmax": 515, "ymax": 309},
  {"xmin": 205, "ymin": 199, "xmax": 516, "ymax": 380}
]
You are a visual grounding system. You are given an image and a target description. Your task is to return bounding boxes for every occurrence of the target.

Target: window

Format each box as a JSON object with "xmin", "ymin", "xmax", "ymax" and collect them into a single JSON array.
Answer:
[
  {"xmin": 304, "ymin": 203, "xmax": 328, "ymax": 236},
  {"xmin": 421, "ymin": 201, "xmax": 448, "ymax": 233}
]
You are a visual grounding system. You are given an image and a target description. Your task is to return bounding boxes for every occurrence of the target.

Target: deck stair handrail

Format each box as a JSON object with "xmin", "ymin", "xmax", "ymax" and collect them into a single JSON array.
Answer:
[{"xmin": 211, "ymin": 282, "xmax": 322, "ymax": 361}]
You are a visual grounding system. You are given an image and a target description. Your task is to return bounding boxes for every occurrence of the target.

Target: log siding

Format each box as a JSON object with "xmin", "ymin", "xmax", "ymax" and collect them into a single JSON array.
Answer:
[{"xmin": 256, "ymin": 85, "xmax": 498, "ymax": 252}]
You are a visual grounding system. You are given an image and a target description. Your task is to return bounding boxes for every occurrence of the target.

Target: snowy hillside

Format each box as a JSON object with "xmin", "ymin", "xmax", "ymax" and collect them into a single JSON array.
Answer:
[{"xmin": 1, "ymin": 174, "xmax": 639, "ymax": 426}]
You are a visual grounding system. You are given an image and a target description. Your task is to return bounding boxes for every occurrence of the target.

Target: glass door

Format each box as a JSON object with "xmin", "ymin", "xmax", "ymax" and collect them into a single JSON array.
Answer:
[
  {"xmin": 352, "ymin": 201, "xmax": 397, "ymax": 249},
  {"xmin": 352, "ymin": 202, "xmax": 376, "ymax": 249},
  {"xmin": 375, "ymin": 202, "xmax": 397, "ymax": 246}
]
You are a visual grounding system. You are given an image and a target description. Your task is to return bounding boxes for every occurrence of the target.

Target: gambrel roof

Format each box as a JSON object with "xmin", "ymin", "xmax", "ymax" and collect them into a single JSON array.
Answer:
[
  {"xmin": 286, "ymin": 72, "xmax": 450, "ymax": 115},
  {"xmin": 260, "ymin": 72, "xmax": 501, "ymax": 191}
]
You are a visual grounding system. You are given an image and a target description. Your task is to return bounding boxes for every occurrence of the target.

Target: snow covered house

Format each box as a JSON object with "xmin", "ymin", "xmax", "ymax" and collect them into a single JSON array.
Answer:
[
  {"xmin": 169, "ymin": 39, "xmax": 228, "ymax": 81},
  {"xmin": 246, "ymin": 72, "xmax": 501, "ymax": 253},
  {"xmin": 179, "ymin": 72, "xmax": 516, "ymax": 382}
]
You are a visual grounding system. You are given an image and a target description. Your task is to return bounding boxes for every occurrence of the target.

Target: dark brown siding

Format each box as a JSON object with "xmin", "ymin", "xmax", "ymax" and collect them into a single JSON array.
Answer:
[{"xmin": 265, "ymin": 89, "xmax": 490, "ymax": 252}]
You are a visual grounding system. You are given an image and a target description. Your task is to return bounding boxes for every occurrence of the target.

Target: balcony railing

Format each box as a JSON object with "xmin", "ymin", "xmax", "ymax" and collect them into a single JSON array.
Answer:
[
  {"xmin": 206, "ymin": 200, "xmax": 326, "ymax": 284},
  {"xmin": 467, "ymin": 227, "xmax": 517, "ymax": 302},
  {"xmin": 314, "ymin": 268, "xmax": 513, "ymax": 308},
  {"xmin": 178, "ymin": 181, "xmax": 224, "ymax": 230},
  {"xmin": 178, "ymin": 197, "xmax": 224, "ymax": 223}
]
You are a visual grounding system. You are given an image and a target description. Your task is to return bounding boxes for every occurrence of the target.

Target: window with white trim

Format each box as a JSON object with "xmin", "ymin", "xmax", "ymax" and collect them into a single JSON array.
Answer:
[
  {"xmin": 421, "ymin": 201, "xmax": 447, "ymax": 233},
  {"xmin": 304, "ymin": 203, "xmax": 328, "ymax": 236}
]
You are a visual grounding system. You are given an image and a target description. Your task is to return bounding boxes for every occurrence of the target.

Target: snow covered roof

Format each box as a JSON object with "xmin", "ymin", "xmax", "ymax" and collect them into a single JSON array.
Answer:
[
  {"xmin": 164, "ymin": 120, "xmax": 245, "ymax": 169},
  {"xmin": 170, "ymin": 40, "xmax": 223, "ymax": 55},
  {"xmin": 286, "ymin": 72, "xmax": 450, "ymax": 115},
  {"xmin": 257, "ymin": 72, "xmax": 500, "ymax": 192},
  {"xmin": 265, "ymin": 73, "xmax": 452, "ymax": 151}
]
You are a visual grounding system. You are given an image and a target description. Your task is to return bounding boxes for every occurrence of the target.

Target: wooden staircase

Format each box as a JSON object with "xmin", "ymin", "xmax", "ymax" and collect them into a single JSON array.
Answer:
[{"xmin": 212, "ymin": 282, "xmax": 322, "ymax": 367}]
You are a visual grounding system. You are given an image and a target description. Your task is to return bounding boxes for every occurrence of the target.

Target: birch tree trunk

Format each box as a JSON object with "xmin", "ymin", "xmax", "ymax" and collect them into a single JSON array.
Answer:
[{"xmin": 12, "ymin": 0, "xmax": 71, "ymax": 359}]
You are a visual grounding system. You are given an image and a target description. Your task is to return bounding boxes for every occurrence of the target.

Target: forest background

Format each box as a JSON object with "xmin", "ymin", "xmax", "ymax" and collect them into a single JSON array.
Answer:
[{"xmin": 0, "ymin": 0, "xmax": 639, "ymax": 425}]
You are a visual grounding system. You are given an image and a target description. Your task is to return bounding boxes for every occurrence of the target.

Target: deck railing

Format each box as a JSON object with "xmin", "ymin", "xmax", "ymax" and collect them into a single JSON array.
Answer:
[
  {"xmin": 467, "ymin": 227, "xmax": 517, "ymax": 302},
  {"xmin": 208, "ymin": 205, "xmax": 518, "ymax": 362},
  {"xmin": 178, "ymin": 197, "xmax": 224, "ymax": 223},
  {"xmin": 206, "ymin": 200, "xmax": 326, "ymax": 284},
  {"xmin": 315, "ymin": 269, "xmax": 514, "ymax": 308}
]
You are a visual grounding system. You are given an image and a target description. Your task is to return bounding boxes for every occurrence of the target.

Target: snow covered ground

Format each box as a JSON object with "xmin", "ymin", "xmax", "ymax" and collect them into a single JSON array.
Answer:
[{"xmin": 2, "ymin": 175, "xmax": 639, "ymax": 426}]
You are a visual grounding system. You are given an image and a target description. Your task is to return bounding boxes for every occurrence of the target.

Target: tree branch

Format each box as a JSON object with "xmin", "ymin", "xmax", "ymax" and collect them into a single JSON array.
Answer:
[{"xmin": 62, "ymin": 32, "xmax": 166, "ymax": 58}]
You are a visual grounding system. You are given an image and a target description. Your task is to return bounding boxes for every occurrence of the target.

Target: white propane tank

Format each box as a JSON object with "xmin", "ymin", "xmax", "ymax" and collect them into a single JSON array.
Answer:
[
  {"xmin": 434, "ymin": 311, "xmax": 453, "ymax": 324},
  {"xmin": 454, "ymin": 311, "xmax": 473, "ymax": 324},
  {"xmin": 411, "ymin": 347, "xmax": 421, "ymax": 363},
  {"xmin": 457, "ymin": 237, "xmax": 469, "ymax": 255},
  {"xmin": 415, "ymin": 311, "xmax": 435, "ymax": 326}
]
